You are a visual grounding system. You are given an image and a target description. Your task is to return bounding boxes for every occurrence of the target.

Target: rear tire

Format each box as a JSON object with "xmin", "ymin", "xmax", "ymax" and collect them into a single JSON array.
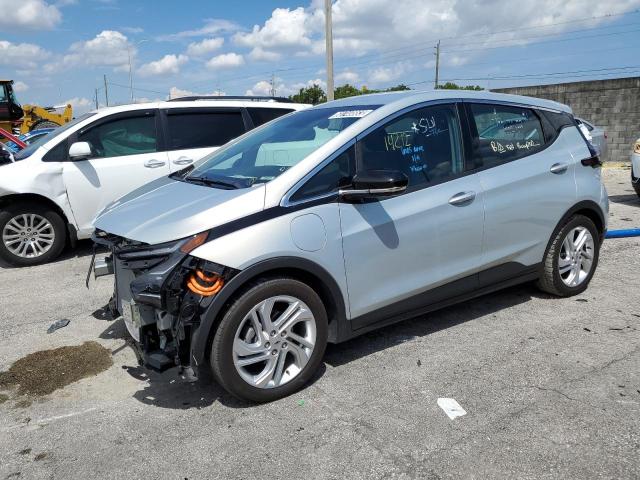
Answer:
[
  {"xmin": 537, "ymin": 215, "xmax": 600, "ymax": 297},
  {"xmin": 210, "ymin": 277, "xmax": 328, "ymax": 403},
  {"xmin": 0, "ymin": 203, "xmax": 66, "ymax": 267},
  {"xmin": 632, "ymin": 170, "xmax": 640, "ymax": 198}
]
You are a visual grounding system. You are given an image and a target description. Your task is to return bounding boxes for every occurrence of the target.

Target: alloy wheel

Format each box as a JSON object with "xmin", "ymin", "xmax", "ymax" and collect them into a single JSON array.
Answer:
[
  {"xmin": 232, "ymin": 295, "xmax": 317, "ymax": 389},
  {"xmin": 2, "ymin": 213, "xmax": 56, "ymax": 259},
  {"xmin": 558, "ymin": 226, "xmax": 595, "ymax": 287}
]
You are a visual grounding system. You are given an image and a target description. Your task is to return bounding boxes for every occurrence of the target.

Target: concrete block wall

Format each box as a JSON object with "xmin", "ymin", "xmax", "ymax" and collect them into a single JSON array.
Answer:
[{"xmin": 493, "ymin": 77, "xmax": 640, "ymax": 163}]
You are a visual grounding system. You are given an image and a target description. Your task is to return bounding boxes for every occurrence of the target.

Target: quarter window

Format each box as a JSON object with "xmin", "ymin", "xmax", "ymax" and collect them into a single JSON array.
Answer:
[
  {"xmin": 78, "ymin": 114, "xmax": 158, "ymax": 159},
  {"xmin": 247, "ymin": 108, "xmax": 294, "ymax": 127},
  {"xmin": 166, "ymin": 111, "xmax": 245, "ymax": 149},
  {"xmin": 468, "ymin": 103, "xmax": 545, "ymax": 167},
  {"xmin": 289, "ymin": 146, "xmax": 354, "ymax": 202},
  {"xmin": 357, "ymin": 103, "xmax": 464, "ymax": 189}
]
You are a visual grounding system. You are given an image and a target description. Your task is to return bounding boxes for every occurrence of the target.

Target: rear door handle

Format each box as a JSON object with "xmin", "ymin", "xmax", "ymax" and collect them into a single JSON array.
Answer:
[
  {"xmin": 172, "ymin": 156, "xmax": 194, "ymax": 166},
  {"xmin": 144, "ymin": 159, "xmax": 166, "ymax": 168},
  {"xmin": 550, "ymin": 163, "xmax": 568, "ymax": 174},
  {"xmin": 448, "ymin": 191, "xmax": 476, "ymax": 206}
]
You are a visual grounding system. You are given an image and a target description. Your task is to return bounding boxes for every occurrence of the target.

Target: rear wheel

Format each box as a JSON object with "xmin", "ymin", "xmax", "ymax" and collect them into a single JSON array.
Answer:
[
  {"xmin": 0, "ymin": 203, "xmax": 66, "ymax": 266},
  {"xmin": 537, "ymin": 215, "xmax": 600, "ymax": 296},
  {"xmin": 210, "ymin": 277, "xmax": 328, "ymax": 403},
  {"xmin": 632, "ymin": 169, "xmax": 640, "ymax": 198}
]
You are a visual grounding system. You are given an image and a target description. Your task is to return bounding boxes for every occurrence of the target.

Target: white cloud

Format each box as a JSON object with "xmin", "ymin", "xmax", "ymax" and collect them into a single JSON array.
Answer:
[
  {"xmin": 158, "ymin": 18, "xmax": 239, "ymax": 41},
  {"xmin": 121, "ymin": 26, "xmax": 144, "ymax": 34},
  {"xmin": 244, "ymin": 80, "xmax": 272, "ymax": 96},
  {"xmin": 206, "ymin": 52, "xmax": 244, "ymax": 70},
  {"xmin": 63, "ymin": 30, "xmax": 132, "ymax": 70},
  {"xmin": 336, "ymin": 70, "xmax": 360, "ymax": 84},
  {"xmin": 169, "ymin": 86, "xmax": 225, "ymax": 99},
  {"xmin": 138, "ymin": 54, "xmax": 188, "ymax": 77},
  {"xmin": 248, "ymin": 47, "xmax": 282, "ymax": 62},
  {"xmin": 186, "ymin": 37, "xmax": 224, "ymax": 57},
  {"xmin": 0, "ymin": 40, "xmax": 50, "ymax": 69},
  {"xmin": 64, "ymin": 97, "xmax": 94, "ymax": 115},
  {"xmin": 367, "ymin": 62, "xmax": 412, "ymax": 86},
  {"xmin": 0, "ymin": 0, "xmax": 61, "ymax": 30},
  {"xmin": 13, "ymin": 81, "xmax": 29, "ymax": 92}
]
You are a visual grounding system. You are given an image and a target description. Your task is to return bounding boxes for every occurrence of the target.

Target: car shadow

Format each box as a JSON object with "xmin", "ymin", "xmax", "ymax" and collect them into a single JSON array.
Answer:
[
  {"xmin": 97, "ymin": 282, "xmax": 539, "ymax": 409},
  {"xmin": 324, "ymin": 283, "xmax": 538, "ymax": 368},
  {"xmin": 608, "ymin": 194, "xmax": 639, "ymax": 206},
  {"xmin": 98, "ymin": 317, "xmax": 326, "ymax": 409}
]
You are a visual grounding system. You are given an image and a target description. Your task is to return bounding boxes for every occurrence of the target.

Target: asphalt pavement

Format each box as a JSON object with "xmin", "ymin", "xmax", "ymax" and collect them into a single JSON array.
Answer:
[{"xmin": 0, "ymin": 166, "xmax": 639, "ymax": 480}]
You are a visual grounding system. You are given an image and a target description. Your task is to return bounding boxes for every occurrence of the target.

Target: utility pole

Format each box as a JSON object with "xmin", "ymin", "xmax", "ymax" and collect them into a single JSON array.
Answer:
[
  {"xmin": 269, "ymin": 73, "xmax": 276, "ymax": 97},
  {"xmin": 434, "ymin": 40, "xmax": 441, "ymax": 89},
  {"xmin": 95, "ymin": 88, "xmax": 99, "ymax": 110},
  {"xmin": 324, "ymin": 0, "xmax": 334, "ymax": 101},
  {"xmin": 103, "ymin": 74, "xmax": 109, "ymax": 107}
]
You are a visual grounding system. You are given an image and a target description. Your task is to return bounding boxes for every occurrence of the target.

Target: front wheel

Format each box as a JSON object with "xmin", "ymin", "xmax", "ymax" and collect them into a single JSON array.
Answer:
[
  {"xmin": 210, "ymin": 277, "xmax": 328, "ymax": 403},
  {"xmin": 632, "ymin": 169, "xmax": 640, "ymax": 198},
  {"xmin": 0, "ymin": 203, "xmax": 66, "ymax": 267},
  {"xmin": 537, "ymin": 215, "xmax": 600, "ymax": 297}
]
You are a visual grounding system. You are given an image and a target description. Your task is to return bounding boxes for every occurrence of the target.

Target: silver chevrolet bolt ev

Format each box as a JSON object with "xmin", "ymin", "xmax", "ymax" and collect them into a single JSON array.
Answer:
[{"xmin": 93, "ymin": 90, "xmax": 608, "ymax": 402}]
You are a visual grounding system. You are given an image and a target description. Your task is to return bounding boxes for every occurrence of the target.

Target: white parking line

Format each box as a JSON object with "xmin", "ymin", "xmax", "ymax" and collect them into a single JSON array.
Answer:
[{"xmin": 3, "ymin": 407, "xmax": 98, "ymax": 432}]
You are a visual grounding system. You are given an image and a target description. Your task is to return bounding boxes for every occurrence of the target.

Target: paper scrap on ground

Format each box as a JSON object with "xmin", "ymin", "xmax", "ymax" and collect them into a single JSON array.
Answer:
[{"xmin": 437, "ymin": 397, "xmax": 467, "ymax": 420}]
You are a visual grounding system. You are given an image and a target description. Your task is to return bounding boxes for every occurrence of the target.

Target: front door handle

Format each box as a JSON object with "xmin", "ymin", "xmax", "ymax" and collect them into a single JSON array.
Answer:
[
  {"xmin": 144, "ymin": 159, "xmax": 166, "ymax": 168},
  {"xmin": 449, "ymin": 191, "xmax": 476, "ymax": 206},
  {"xmin": 172, "ymin": 156, "xmax": 194, "ymax": 166},
  {"xmin": 550, "ymin": 163, "xmax": 568, "ymax": 174}
]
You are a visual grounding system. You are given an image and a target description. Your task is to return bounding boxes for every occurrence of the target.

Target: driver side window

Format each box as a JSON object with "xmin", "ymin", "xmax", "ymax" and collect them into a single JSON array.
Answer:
[{"xmin": 78, "ymin": 114, "xmax": 158, "ymax": 159}]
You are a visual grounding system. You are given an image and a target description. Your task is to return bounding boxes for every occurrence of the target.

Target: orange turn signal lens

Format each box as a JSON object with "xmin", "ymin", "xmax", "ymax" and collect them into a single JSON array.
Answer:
[
  {"xmin": 180, "ymin": 232, "xmax": 208, "ymax": 253},
  {"xmin": 186, "ymin": 269, "xmax": 224, "ymax": 296},
  {"xmin": 634, "ymin": 141, "xmax": 640, "ymax": 154}
]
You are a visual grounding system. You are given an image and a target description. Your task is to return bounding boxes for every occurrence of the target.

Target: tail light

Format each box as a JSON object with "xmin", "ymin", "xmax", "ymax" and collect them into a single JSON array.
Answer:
[
  {"xmin": 634, "ymin": 140, "xmax": 640, "ymax": 154},
  {"xmin": 186, "ymin": 269, "xmax": 224, "ymax": 296}
]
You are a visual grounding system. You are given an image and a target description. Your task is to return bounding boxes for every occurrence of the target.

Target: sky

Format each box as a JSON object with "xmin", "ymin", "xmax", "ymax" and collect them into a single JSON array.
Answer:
[{"xmin": 1, "ymin": 0, "xmax": 640, "ymax": 114}]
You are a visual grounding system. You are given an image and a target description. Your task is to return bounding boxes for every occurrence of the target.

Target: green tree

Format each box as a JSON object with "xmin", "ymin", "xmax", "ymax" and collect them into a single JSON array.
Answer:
[
  {"xmin": 334, "ymin": 84, "xmax": 361, "ymax": 99},
  {"xmin": 437, "ymin": 82, "xmax": 483, "ymax": 91},
  {"xmin": 290, "ymin": 84, "xmax": 327, "ymax": 105}
]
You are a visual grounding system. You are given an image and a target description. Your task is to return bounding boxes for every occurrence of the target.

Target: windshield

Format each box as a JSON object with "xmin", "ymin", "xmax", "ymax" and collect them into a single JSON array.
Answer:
[
  {"xmin": 186, "ymin": 106, "xmax": 378, "ymax": 188},
  {"xmin": 14, "ymin": 112, "xmax": 97, "ymax": 161}
]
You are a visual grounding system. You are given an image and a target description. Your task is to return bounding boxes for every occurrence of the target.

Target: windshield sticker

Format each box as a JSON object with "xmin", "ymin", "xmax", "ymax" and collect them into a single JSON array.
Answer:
[{"xmin": 328, "ymin": 109, "xmax": 374, "ymax": 119}]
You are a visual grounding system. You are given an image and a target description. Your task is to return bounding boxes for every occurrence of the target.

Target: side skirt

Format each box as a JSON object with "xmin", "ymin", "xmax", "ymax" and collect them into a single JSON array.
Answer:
[{"xmin": 341, "ymin": 263, "xmax": 540, "ymax": 342}]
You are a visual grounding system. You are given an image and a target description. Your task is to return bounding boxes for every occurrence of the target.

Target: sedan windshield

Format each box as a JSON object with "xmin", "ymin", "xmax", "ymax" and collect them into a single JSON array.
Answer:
[
  {"xmin": 14, "ymin": 112, "xmax": 96, "ymax": 161},
  {"xmin": 186, "ymin": 106, "xmax": 378, "ymax": 188}
]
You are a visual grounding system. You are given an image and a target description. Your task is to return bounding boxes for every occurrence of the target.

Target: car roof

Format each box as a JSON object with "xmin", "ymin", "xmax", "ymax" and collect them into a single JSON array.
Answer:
[
  {"xmin": 87, "ymin": 100, "xmax": 309, "ymax": 116},
  {"xmin": 315, "ymin": 89, "xmax": 572, "ymax": 113}
]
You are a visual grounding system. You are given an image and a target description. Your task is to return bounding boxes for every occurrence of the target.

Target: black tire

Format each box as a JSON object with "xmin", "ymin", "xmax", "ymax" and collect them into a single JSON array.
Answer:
[
  {"xmin": 210, "ymin": 277, "xmax": 328, "ymax": 403},
  {"xmin": 632, "ymin": 169, "xmax": 640, "ymax": 198},
  {"xmin": 32, "ymin": 120, "xmax": 60, "ymax": 130},
  {"xmin": 536, "ymin": 214, "xmax": 600, "ymax": 297},
  {"xmin": 0, "ymin": 202, "xmax": 66, "ymax": 267}
]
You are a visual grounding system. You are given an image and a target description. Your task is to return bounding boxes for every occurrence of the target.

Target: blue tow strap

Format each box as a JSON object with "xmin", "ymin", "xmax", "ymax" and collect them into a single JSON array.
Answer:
[{"xmin": 605, "ymin": 228, "xmax": 640, "ymax": 239}]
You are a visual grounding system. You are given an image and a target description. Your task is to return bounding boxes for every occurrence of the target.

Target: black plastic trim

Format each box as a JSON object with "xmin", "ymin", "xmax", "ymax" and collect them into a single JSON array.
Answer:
[{"xmin": 346, "ymin": 262, "xmax": 541, "ymax": 339}]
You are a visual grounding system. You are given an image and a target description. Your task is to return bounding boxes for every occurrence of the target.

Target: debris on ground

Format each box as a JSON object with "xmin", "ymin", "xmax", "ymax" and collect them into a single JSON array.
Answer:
[
  {"xmin": 47, "ymin": 318, "xmax": 70, "ymax": 334},
  {"xmin": 0, "ymin": 341, "xmax": 112, "ymax": 397}
]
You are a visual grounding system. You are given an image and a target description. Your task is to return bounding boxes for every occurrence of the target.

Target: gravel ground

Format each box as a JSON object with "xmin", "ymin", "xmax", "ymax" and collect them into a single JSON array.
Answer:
[{"xmin": 0, "ymin": 167, "xmax": 639, "ymax": 480}]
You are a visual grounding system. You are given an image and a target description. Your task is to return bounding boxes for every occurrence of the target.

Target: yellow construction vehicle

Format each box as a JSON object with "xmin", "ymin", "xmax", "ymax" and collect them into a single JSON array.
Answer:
[{"xmin": 0, "ymin": 80, "xmax": 73, "ymax": 136}]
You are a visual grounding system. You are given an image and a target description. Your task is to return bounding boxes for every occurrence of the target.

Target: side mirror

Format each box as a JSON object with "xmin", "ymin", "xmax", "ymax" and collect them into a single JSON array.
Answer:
[
  {"xmin": 339, "ymin": 169, "xmax": 408, "ymax": 201},
  {"xmin": 68, "ymin": 141, "xmax": 92, "ymax": 160}
]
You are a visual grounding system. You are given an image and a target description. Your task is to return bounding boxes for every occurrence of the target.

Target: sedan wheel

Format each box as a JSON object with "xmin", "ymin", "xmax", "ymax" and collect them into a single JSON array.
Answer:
[{"xmin": 557, "ymin": 226, "xmax": 595, "ymax": 287}]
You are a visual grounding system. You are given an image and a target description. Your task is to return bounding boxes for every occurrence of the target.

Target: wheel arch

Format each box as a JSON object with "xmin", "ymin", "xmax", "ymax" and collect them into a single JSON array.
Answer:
[
  {"xmin": 0, "ymin": 193, "xmax": 76, "ymax": 245},
  {"xmin": 559, "ymin": 200, "xmax": 606, "ymax": 240},
  {"xmin": 192, "ymin": 256, "xmax": 348, "ymax": 370}
]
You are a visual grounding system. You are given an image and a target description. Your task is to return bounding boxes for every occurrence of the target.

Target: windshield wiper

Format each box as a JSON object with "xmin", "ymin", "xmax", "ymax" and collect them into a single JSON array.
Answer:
[{"xmin": 184, "ymin": 175, "xmax": 243, "ymax": 190}]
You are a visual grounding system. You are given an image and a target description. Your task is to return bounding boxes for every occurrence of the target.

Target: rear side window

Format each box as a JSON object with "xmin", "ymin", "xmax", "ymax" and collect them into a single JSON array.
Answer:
[
  {"xmin": 247, "ymin": 108, "xmax": 294, "ymax": 127},
  {"xmin": 78, "ymin": 115, "xmax": 158, "ymax": 159},
  {"xmin": 166, "ymin": 110, "xmax": 245, "ymax": 149},
  {"xmin": 468, "ymin": 103, "xmax": 545, "ymax": 168}
]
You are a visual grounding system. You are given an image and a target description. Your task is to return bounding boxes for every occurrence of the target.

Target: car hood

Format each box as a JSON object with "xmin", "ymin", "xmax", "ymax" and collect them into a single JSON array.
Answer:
[{"xmin": 94, "ymin": 175, "xmax": 266, "ymax": 245}]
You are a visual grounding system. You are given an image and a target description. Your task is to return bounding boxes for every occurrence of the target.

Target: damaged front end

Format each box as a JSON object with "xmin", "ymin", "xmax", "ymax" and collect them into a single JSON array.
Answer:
[{"xmin": 92, "ymin": 229, "xmax": 237, "ymax": 374}]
